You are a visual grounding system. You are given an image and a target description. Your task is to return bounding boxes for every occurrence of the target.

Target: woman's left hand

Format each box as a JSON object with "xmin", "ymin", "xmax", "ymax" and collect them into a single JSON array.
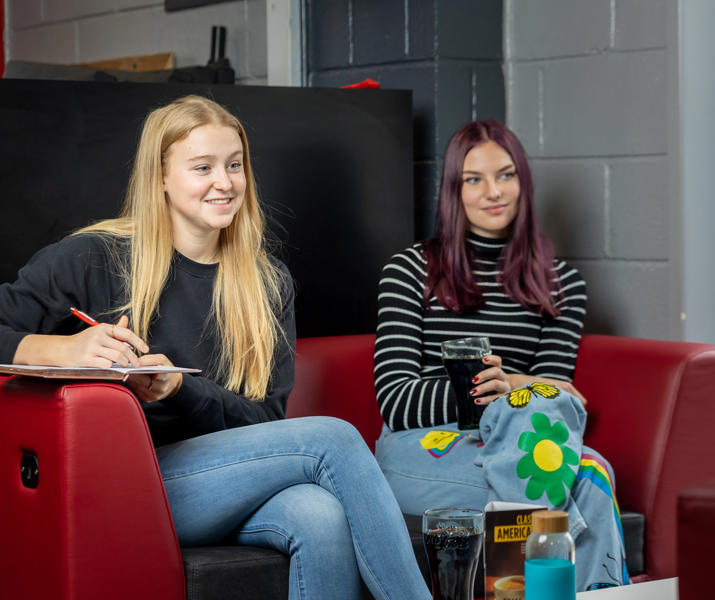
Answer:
[
  {"xmin": 470, "ymin": 354, "xmax": 513, "ymax": 405},
  {"xmin": 126, "ymin": 353, "xmax": 183, "ymax": 403}
]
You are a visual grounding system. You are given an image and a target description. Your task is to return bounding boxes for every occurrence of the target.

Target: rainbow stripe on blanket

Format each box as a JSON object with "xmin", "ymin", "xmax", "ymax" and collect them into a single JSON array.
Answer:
[{"xmin": 577, "ymin": 453, "xmax": 630, "ymax": 584}]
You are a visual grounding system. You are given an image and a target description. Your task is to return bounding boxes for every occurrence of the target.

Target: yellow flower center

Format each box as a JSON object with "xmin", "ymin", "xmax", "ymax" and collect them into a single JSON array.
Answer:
[{"xmin": 533, "ymin": 439, "xmax": 563, "ymax": 472}]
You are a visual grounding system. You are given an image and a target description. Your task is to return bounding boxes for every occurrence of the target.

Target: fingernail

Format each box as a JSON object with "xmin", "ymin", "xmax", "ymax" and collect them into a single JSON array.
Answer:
[
  {"xmin": 469, "ymin": 388, "xmax": 478, "ymax": 396},
  {"xmin": 482, "ymin": 356, "xmax": 489, "ymax": 363},
  {"xmin": 474, "ymin": 399, "xmax": 482, "ymax": 404},
  {"xmin": 472, "ymin": 376, "xmax": 480, "ymax": 383}
]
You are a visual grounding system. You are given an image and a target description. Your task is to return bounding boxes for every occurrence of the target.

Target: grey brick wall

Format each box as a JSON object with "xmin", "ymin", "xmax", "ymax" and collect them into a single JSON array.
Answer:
[
  {"xmin": 5, "ymin": 0, "xmax": 267, "ymax": 84},
  {"xmin": 505, "ymin": 0, "xmax": 680, "ymax": 341},
  {"xmin": 306, "ymin": 0, "xmax": 505, "ymax": 238}
]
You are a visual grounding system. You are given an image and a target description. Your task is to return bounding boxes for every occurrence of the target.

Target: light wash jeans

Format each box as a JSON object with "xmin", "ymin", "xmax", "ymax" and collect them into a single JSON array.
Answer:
[
  {"xmin": 375, "ymin": 390, "xmax": 629, "ymax": 593},
  {"xmin": 155, "ymin": 416, "xmax": 431, "ymax": 600}
]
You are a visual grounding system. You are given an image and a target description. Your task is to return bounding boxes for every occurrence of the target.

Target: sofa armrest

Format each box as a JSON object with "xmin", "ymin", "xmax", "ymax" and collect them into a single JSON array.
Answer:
[
  {"xmin": 574, "ymin": 334, "xmax": 715, "ymax": 580},
  {"xmin": 0, "ymin": 376, "xmax": 185, "ymax": 600}
]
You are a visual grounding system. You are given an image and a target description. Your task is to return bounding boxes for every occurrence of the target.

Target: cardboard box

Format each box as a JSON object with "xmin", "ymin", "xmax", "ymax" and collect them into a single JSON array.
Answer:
[{"xmin": 483, "ymin": 502, "xmax": 546, "ymax": 600}]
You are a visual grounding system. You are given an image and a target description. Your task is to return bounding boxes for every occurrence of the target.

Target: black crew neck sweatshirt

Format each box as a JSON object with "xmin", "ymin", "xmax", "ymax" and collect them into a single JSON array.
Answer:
[{"xmin": 0, "ymin": 233, "xmax": 296, "ymax": 446}]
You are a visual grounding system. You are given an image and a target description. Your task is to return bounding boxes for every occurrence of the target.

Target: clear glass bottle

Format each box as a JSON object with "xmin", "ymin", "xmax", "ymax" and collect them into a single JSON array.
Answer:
[{"xmin": 525, "ymin": 510, "xmax": 575, "ymax": 563}]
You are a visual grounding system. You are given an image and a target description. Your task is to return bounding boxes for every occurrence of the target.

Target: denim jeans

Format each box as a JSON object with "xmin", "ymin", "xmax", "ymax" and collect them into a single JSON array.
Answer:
[
  {"xmin": 375, "ymin": 390, "xmax": 629, "ymax": 592},
  {"xmin": 155, "ymin": 416, "xmax": 431, "ymax": 600}
]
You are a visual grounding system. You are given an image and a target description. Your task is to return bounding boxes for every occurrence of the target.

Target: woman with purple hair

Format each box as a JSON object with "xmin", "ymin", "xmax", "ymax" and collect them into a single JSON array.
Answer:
[{"xmin": 373, "ymin": 120, "xmax": 629, "ymax": 591}]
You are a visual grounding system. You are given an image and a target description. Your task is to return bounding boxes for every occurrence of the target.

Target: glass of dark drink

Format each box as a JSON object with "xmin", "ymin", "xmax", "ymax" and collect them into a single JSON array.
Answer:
[
  {"xmin": 441, "ymin": 336, "xmax": 491, "ymax": 429},
  {"xmin": 423, "ymin": 507, "xmax": 485, "ymax": 600}
]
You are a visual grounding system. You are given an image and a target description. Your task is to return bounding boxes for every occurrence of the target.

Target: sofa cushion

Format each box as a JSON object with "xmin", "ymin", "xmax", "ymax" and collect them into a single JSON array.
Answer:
[
  {"xmin": 182, "ymin": 545, "xmax": 376, "ymax": 599},
  {"xmin": 182, "ymin": 546, "xmax": 289, "ymax": 599}
]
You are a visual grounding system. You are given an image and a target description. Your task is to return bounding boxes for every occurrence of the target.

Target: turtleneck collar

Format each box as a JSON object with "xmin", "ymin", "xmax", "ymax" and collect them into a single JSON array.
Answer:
[{"xmin": 466, "ymin": 231, "xmax": 507, "ymax": 258}]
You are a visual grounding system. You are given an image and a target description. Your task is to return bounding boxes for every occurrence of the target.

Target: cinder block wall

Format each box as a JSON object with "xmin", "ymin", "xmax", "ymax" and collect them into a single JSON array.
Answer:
[
  {"xmin": 305, "ymin": 0, "xmax": 506, "ymax": 239},
  {"xmin": 4, "ymin": 0, "xmax": 267, "ymax": 84},
  {"xmin": 504, "ymin": 0, "xmax": 678, "ymax": 340},
  {"xmin": 5, "ymin": 0, "xmax": 710, "ymax": 343}
]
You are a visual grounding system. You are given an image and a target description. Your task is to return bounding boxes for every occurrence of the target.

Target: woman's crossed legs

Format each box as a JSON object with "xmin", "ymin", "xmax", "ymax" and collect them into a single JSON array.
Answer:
[{"xmin": 156, "ymin": 416, "xmax": 431, "ymax": 600}]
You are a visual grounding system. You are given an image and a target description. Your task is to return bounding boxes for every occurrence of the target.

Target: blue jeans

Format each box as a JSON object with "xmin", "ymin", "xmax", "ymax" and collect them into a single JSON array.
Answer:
[
  {"xmin": 375, "ymin": 390, "xmax": 629, "ymax": 592},
  {"xmin": 155, "ymin": 416, "xmax": 431, "ymax": 600}
]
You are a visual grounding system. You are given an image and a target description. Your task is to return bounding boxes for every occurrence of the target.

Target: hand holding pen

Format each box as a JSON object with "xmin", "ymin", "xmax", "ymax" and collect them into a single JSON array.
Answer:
[
  {"xmin": 71, "ymin": 307, "xmax": 180, "ymax": 401},
  {"xmin": 69, "ymin": 307, "xmax": 149, "ymax": 368}
]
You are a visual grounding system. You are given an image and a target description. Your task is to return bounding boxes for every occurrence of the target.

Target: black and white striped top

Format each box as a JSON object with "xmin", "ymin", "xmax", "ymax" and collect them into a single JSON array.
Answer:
[{"xmin": 374, "ymin": 233, "xmax": 587, "ymax": 431}]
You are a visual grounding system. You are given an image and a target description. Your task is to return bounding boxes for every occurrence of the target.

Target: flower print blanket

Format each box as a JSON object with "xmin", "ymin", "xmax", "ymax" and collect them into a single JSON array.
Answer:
[
  {"xmin": 474, "ymin": 384, "xmax": 630, "ymax": 589},
  {"xmin": 474, "ymin": 383, "xmax": 588, "ymax": 538}
]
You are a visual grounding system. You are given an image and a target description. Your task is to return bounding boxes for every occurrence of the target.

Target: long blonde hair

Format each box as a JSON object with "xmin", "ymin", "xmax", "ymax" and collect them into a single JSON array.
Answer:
[{"xmin": 77, "ymin": 95, "xmax": 283, "ymax": 398}]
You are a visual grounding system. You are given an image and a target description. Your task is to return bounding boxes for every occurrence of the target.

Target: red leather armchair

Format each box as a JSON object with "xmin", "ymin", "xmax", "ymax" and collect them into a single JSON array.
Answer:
[
  {"xmin": 2, "ymin": 333, "xmax": 714, "ymax": 598},
  {"xmin": 1, "ymin": 377, "xmax": 185, "ymax": 600}
]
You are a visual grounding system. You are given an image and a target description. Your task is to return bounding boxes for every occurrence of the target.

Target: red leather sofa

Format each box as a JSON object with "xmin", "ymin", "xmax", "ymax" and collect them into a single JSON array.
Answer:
[{"xmin": 2, "ymin": 333, "xmax": 714, "ymax": 599}]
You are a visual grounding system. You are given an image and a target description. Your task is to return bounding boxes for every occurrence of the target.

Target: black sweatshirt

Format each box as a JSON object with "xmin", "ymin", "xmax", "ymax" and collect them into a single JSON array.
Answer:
[{"xmin": 0, "ymin": 233, "xmax": 296, "ymax": 447}]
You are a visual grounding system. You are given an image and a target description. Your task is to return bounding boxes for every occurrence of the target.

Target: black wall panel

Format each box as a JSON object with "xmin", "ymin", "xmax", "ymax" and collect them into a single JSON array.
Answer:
[{"xmin": 0, "ymin": 80, "xmax": 413, "ymax": 337}]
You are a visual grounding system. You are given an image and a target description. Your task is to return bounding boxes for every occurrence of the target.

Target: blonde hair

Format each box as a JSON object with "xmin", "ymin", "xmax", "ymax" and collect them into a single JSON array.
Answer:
[{"xmin": 77, "ymin": 95, "xmax": 283, "ymax": 398}]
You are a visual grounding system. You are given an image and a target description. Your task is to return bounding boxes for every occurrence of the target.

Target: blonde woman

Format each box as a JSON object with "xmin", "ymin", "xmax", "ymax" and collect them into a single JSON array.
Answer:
[{"xmin": 0, "ymin": 95, "xmax": 431, "ymax": 600}]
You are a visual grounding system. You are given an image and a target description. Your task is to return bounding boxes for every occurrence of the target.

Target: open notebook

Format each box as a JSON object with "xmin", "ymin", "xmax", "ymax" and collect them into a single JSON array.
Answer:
[{"xmin": 0, "ymin": 364, "xmax": 200, "ymax": 381}]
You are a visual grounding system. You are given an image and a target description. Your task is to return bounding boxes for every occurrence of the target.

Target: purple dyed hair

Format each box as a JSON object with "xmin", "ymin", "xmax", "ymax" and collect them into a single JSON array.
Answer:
[{"xmin": 423, "ymin": 119, "xmax": 561, "ymax": 317}]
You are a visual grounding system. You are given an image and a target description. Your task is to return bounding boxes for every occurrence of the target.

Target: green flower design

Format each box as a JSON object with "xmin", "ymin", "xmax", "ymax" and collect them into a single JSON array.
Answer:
[{"xmin": 516, "ymin": 412, "xmax": 579, "ymax": 507}]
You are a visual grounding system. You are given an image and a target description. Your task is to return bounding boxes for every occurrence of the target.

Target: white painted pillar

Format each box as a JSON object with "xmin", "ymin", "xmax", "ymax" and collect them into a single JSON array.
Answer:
[
  {"xmin": 266, "ymin": 0, "xmax": 303, "ymax": 86},
  {"xmin": 679, "ymin": 0, "xmax": 715, "ymax": 343}
]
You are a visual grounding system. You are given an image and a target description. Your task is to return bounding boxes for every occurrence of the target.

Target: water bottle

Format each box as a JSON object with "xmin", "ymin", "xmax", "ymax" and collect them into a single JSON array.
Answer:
[{"xmin": 524, "ymin": 510, "xmax": 575, "ymax": 600}]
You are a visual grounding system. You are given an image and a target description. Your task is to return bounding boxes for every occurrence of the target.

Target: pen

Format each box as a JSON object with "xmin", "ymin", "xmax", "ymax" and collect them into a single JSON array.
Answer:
[
  {"xmin": 70, "ymin": 306, "xmax": 99, "ymax": 327},
  {"xmin": 70, "ymin": 306, "xmax": 136, "ymax": 352}
]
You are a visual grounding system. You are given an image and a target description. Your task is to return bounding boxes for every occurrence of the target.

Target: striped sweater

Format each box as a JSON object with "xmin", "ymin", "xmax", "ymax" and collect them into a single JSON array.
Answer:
[{"xmin": 374, "ymin": 233, "xmax": 587, "ymax": 431}]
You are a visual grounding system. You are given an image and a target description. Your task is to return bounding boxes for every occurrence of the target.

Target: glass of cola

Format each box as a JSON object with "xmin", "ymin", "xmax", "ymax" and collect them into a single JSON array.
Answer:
[{"xmin": 423, "ymin": 507, "xmax": 485, "ymax": 600}]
